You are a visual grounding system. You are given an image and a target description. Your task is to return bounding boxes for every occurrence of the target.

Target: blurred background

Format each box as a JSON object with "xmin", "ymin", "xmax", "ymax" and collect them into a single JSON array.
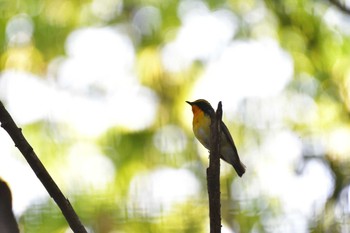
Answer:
[{"xmin": 0, "ymin": 0, "xmax": 350, "ymax": 232}]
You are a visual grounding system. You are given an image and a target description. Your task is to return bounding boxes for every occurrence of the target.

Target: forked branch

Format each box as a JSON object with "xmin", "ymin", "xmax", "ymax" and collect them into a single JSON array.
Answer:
[{"xmin": 207, "ymin": 101, "xmax": 222, "ymax": 233}]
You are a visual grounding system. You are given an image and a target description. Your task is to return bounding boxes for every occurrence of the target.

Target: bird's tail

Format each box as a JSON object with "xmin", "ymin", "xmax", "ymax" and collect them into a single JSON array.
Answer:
[{"xmin": 233, "ymin": 160, "xmax": 246, "ymax": 177}]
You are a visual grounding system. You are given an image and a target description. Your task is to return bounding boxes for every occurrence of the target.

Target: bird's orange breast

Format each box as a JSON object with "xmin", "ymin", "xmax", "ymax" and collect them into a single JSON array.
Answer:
[{"xmin": 191, "ymin": 106, "xmax": 211, "ymax": 149}]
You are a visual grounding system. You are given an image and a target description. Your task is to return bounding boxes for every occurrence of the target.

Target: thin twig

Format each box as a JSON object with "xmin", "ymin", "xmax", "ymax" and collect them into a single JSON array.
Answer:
[
  {"xmin": 207, "ymin": 101, "xmax": 222, "ymax": 233},
  {"xmin": 0, "ymin": 101, "xmax": 87, "ymax": 233}
]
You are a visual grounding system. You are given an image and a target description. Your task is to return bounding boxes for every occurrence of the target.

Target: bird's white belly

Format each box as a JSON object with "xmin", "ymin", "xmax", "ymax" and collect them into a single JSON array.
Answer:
[{"xmin": 195, "ymin": 127, "xmax": 210, "ymax": 149}]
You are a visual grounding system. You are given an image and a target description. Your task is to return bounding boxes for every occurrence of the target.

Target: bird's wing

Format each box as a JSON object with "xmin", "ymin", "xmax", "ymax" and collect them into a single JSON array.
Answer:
[
  {"xmin": 220, "ymin": 121, "xmax": 246, "ymax": 177},
  {"xmin": 220, "ymin": 121, "xmax": 239, "ymax": 156}
]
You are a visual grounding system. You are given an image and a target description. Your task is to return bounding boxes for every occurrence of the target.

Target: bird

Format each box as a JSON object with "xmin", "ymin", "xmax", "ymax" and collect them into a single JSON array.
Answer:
[{"xmin": 186, "ymin": 99, "xmax": 246, "ymax": 177}]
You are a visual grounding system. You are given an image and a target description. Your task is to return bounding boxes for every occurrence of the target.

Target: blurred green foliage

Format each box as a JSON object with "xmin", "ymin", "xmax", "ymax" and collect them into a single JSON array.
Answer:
[{"xmin": 1, "ymin": 0, "xmax": 350, "ymax": 232}]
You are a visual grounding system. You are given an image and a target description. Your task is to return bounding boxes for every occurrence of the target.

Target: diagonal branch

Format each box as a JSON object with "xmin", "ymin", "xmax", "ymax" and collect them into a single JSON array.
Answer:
[
  {"xmin": 207, "ymin": 101, "xmax": 222, "ymax": 233},
  {"xmin": 0, "ymin": 101, "xmax": 87, "ymax": 233}
]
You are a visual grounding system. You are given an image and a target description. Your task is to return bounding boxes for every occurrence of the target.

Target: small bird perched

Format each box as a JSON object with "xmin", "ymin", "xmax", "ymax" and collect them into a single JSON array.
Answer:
[{"xmin": 186, "ymin": 99, "xmax": 246, "ymax": 177}]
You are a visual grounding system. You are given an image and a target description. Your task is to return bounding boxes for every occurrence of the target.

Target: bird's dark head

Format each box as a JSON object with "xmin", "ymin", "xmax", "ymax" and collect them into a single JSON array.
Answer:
[{"xmin": 186, "ymin": 99, "xmax": 215, "ymax": 116}]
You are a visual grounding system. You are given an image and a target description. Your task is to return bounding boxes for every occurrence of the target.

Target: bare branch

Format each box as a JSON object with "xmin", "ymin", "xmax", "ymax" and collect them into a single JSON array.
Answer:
[
  {"xmin": 0, "ymin": 101, "xmax": 87, "ymax": 233},
  {"xmin": 207, "ymin": 101, "xmax": 222, "ymax": 233}
]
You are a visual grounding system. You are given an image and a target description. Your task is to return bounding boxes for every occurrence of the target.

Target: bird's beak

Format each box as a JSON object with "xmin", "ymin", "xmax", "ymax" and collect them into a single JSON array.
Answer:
[{"xmin": 186, "ymin": 101, "xmax": 192, "ymax": 105}]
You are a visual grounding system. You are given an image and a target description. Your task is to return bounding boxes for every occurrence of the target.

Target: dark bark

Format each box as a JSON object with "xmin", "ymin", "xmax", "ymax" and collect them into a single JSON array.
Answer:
[{"xmin": 207, "ymin": 101, "xmax": 222, "ymax": 233}]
